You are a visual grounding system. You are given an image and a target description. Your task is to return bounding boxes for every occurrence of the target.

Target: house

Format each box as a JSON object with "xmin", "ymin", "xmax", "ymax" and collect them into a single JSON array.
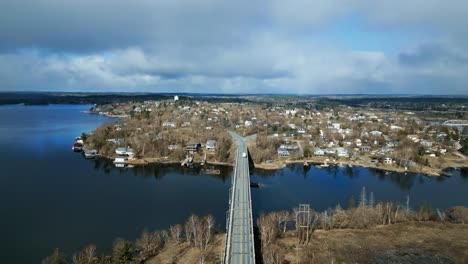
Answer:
[
  {"xmin": 314, "ymin": 148, "xmax": 325, "ymax": 156},
  {"xmin": 297, "ymin": 127, "xmax": 306, "ymax": 134},
  {"xmin": 383, "ymin": 157, "xmax": 392, "ymax": 164},
  {"xmin": 181, "ymin": 121, "xmax": 191, "ymax": 127},
  {"xmin": 115, "ymin": 147, "xmax": 134, "ymax": 156},
  {"xmin": 162, "ymin": 121, "xmax": 177, "ymax": 128},
  {"xmin": 420, "ymin": 140, "xmax": 433, "ymax": 147},
  {"xmin": 336, "ymin": 147, "xmax": 349, "ymax": 158},
  {"xmin": 206, "ymin": 140, "xmax": 217, "ymax": 152},
  {"xmin": 186, "ymin": 143, "xmax": 201, "ymax": 153},
  {"xmin": 369, "ymin": 130, "xmax": 383, "ymax": 137},
  {"xmin": 174, "ymin": 95, "xmax": 179, "ymax": 101},
  {"xmin": 331, "ymin": 123, "xmax": 341, "ymax": 129},
  {"xmin": 360, "ymin": 146, "xmax": 371, "ymax": 152},
  {"xmin": 355, "ymin": 139, "xmax": 362, "ymax": 147},
  {"xmin": 168, "ymin": 144, "xmax": 179, "ymax": 151},
  {"xmin": 277, "ymin": 146, "xmax": 289, "ymax": 157},
  {"xmin": 244, "ymin": 120, "xmax": 253, "ymax": 127},
  {"xmin": 325, "ymin": 148, "xmax": 336, "ymax": 155}
]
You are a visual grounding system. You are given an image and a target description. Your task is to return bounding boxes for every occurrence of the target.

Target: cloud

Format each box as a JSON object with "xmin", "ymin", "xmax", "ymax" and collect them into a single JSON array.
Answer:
[{"xmin": 0, "ymin": 0, "xmax": 467, "ymax": 94}]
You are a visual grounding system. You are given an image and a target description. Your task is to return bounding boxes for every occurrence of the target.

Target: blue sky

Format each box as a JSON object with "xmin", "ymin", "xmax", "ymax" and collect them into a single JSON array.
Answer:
[{"xmin": 0, "ymin": 0, "xmax": 467, "ymax": 94}]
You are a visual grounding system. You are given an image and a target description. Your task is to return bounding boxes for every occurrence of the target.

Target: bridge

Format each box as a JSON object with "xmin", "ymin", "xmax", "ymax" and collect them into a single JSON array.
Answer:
[{"xmin": 224, "ymin": 131, "xmax": 256, "ymax": 264}]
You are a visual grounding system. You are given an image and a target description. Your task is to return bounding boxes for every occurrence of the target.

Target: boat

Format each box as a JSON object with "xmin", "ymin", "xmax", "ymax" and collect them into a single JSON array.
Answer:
[
  {"xmin": 203, "ymin": 168, "xmax": 221, "ymax": 175},
  {"xmin": 113, "ymin": 156, "xmax": 128, "ymax": 167},
  {"xmin": 72, "ymin": 142, "xmax": 83, "ymax": 152},
  {"xmin": 72, "ymin": 136, "xmax": 84, "ymax": 152},
  {"xmin": 84, "ymin": 149, "xmax": 98, "ymax": 159}
]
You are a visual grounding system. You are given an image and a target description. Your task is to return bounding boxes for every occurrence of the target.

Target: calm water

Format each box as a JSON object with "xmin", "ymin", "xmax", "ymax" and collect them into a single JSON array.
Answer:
[{"xmin": 0, "ymin": 104, "xmax": 467, "ymax": 263}]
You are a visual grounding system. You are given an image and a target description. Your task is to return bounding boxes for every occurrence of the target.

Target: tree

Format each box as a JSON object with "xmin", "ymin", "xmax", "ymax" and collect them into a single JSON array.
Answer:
[
  {"xmin": 72, "ymin": 244, "xmax": 96, "ymax": 264},
  {"xmin": 369, "ymin": 192, "xmax": 375, "ymax": 208},
  {"xmin": 42, "ymin": 248, "xmax": 66, "ymax": 264},
  {"xmin": 135, "ymin": 230, "xmax": 161, "ymax": 259},
  {"xmin": 359, "ymin": 186, "xmax": 367, "ymax": 208},
  {"xmin": 112, "ymin": 239, "xmax": 134, "ymax": 264},
  {"xmin": 169, "ymin": 224, "xmax": 183, "ymax": 244},
  {"xmin": 348, "ymin": 195, "xmax": 356, "ymax": 209}
]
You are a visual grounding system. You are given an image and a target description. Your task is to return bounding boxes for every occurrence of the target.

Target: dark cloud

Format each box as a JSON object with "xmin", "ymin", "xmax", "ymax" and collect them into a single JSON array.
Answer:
[
  {"xmin": 0, "ymin": 0, "xmax": 262, "ymax": 52},
  {"xmin": 399, "ymin": 43, "xmax": 468, "ymax": 66},
  {"xmin": 0, "ymin": 1, "xmax": 468, "ymax": 94}
]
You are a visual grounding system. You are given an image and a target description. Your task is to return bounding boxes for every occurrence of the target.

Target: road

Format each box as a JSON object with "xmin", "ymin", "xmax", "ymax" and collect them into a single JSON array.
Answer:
[{"xmin": 224, "ymin": 131, "xmax": 255, "ymax": 264}]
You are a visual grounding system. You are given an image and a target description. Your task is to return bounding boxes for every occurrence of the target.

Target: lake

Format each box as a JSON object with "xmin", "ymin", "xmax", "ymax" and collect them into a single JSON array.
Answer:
[{"xmin": 0, "ymin": 104, "xmax": 467, "ymax": 264}]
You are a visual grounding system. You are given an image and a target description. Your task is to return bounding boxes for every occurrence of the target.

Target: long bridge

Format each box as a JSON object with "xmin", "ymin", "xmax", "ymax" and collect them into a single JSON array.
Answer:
[{"xmin": 224, "ymin": 131, "xmax": 256, "ymax": 264}]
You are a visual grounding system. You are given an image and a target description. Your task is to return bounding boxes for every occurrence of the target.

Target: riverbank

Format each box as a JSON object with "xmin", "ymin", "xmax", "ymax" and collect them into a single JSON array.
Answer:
[
  {"xmin": 95, "ymin": 154, "xmax": 233, "ymax": 167},
  {"xmin": 95, "ymin": 152, "xmax": 468, "ymax": 178},
  {"xmin": 253, "ymin": 155, "xmax": 468, "ymax": 176}
]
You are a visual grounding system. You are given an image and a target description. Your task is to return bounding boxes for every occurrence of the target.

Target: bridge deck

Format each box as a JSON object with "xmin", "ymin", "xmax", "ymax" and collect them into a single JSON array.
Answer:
[{"xmin": 224, "ymin": 132, "xmax": 255, "ymax": 264}]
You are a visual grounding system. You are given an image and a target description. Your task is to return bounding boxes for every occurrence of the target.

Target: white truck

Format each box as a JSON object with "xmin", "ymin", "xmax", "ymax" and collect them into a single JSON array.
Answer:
[{"xmin": 242, "ymin": 152, "xmax": 247, "ymax": 158}]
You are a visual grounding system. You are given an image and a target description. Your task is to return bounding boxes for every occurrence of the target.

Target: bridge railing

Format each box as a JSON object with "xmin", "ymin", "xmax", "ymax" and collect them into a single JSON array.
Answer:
[{"xmin": 224, "ymin": 148, "xmax": 238, "ymax": 264}]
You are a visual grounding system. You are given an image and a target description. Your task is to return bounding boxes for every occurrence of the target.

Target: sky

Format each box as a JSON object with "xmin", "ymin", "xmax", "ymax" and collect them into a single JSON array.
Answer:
[{"xmin": 0, "ymin": 0, "xmax": 467, "ymax": 94}]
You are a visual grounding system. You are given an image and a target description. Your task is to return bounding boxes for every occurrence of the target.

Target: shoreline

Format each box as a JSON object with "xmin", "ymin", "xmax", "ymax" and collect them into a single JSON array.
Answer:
[
  {"xmin": 253, "ymin": 158, "xmax": 466, "ymax": 176},
  {"xmin": 96, "ymin": 154, "xmax": 233, "ymax": 167},
  {"xmin": 92, "ymin": 154, "xmax": 467, "ymax": 177}
]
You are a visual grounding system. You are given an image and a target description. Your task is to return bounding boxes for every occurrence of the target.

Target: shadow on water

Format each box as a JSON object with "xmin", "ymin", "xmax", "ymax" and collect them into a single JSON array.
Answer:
[{"xmin": 88, "ymin": 158, "xmax": 232, "ymax": 183}]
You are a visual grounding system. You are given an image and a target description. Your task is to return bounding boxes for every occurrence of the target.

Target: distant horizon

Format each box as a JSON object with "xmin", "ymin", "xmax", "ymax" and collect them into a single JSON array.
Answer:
[{"xmin": 1, "ymin": 91, "xmax": 468, "ymax": 97}]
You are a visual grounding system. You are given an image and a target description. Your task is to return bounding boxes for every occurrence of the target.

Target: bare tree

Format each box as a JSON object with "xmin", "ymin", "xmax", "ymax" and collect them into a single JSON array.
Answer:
[
  {"xmin": 170, "ymin": 224, "xmax": 183, "ymax": 244},
  {"xmin": 257, "ymin": 213, "xmax": 277, "ymax": 248},
  {"xmin": 72, "ymin": 244, "xmax": 96, "ymax": 264},
  {"xmin": 369, "ymin": 192, "xmax": 375, "ymax": 208},
  {"xmin": 135, "ymin": 230, "xmax": 162, "ymax": 259},
  {"xmin": 276, "ymin": 211, "xmax": 290, "ymax": 233},
  {"xmin": 359, "ymin": 186, "xmax": 367, "ymax": 208}
]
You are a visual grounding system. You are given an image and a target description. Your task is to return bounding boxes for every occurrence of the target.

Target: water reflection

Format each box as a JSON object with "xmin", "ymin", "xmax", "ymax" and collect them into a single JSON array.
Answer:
[
  {"xmin": 251, "ymin": 163, "xmax": 468, "ymax": 213},
  {"xmin": 87, "ymin": 158, "xmax": 232, "ymax": 182}
]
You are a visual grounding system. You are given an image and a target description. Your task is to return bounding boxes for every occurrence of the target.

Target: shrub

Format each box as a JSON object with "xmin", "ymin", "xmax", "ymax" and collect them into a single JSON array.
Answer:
[{"xmin": 447, "ymin": 206, "xmax": 468, "ymax": 224}]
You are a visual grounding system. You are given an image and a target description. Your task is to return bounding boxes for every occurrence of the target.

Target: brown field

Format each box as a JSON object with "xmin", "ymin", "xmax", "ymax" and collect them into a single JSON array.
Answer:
[{"xmin": 279, "ymin": 222, "xmax": 468, "ymax": 264}]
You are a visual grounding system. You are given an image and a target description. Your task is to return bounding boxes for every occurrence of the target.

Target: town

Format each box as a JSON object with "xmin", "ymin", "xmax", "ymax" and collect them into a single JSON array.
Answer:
[{"xmin": 82, "ymin": 95, "xmax": 468, "ymax": 176}]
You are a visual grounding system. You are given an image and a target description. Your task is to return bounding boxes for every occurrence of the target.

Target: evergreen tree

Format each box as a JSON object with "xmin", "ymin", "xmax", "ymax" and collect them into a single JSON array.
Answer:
[
  {"xmin": 348, "ymin": 195, "xmax": 356, "ymax": 209},
  {"xmin": 42, "ymin": 248, "xmax": 66, "ymax": 264},
  {"xmin": 112, "ymin": 238, "xmax": 134, "ymax": 264}
]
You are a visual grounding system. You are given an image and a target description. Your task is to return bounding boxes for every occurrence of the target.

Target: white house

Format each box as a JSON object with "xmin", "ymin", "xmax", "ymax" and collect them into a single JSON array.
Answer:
[
  {"xmin": 174, "ymin": 95, "xmax": 179, "ymax": 101},
  {"xmin": 162, "ymin": 121, "xmax": 176, "ymax": 128},
  {"xmin": 314, "ymin": 148, "xmax": 325, "ymax": 156},
  {"xmin": 206, "ymin": 140, "xmax": 217, "ymax": 152},
  {"xmin": 331, "ymin": 123, "xmax": 341, "ymax": 129},
  {"xmin": 277, "ymin": 147, "xmax": 289, "ymax": 157},
  {"xmin": 383, "ymin": 157, "xmax": 392, "ymax": 164},
  {"xmin": 115, "ymin": 147, "xmax": 134, "ymax": 157},
  {"xmin": 369, "ymin": 130, "xmax": 383, "ymax": 136},
  {"xmin": 336, "ymin": 148, "xmax": 349, "ymax": 158}
]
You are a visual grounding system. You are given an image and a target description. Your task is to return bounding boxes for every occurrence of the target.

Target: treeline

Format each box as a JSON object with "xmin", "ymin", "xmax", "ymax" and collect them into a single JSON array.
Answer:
[
  {"xmin": 0, "ymin": 92, "xmax": 176, "ymax": 105},
  {"xmin": 257, "ymin": 188, "xmax": 468, "ymax": 263},
  {"xmin": 42, "ymin": 214, "xmax": 218, "ymax": 264}
]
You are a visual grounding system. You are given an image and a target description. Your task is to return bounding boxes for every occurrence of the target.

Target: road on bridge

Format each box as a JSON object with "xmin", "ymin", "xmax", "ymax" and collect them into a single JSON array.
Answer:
[{"xmin": 224, "ymin": 131, "xmax": 255, "ymax": 264}]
